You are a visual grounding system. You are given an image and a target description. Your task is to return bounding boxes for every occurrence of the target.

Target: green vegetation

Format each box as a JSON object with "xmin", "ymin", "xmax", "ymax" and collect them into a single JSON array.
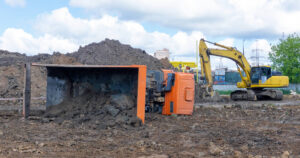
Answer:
[
  {"xmin": 216, "ymin": 89, "xmax": 299, "ymax": 95},
  {"xmin": 269, "ymin": 33, "xmax": 300, "ymax": 83},
  {"xmin": 215, "ymin": 90, "xmax": 232, "ymax": 95},
  {"xmin": 281, "ymin": 89, "xmax": 291, "ymax": 95}
]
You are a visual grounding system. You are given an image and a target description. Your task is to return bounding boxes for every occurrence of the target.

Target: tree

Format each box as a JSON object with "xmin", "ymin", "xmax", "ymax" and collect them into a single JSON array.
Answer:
[{"xmin": 269, "ymin": 34, "xmax": 300, "ymax": 83}]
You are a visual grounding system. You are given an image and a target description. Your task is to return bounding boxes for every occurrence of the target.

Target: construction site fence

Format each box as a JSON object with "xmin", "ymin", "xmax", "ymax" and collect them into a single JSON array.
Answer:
[{"xmin": 214, "ymin": 83, "xmax": 300, "ymax": 93}]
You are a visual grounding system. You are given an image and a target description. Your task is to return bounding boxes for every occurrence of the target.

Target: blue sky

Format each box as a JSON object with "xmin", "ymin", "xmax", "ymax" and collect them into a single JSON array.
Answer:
[
  {"xmin": 0, "ymin": 0, "xmax": 299, "ymax": 69},
  {"xmin": 0, "ymin": 0, "xmax": 86, "ymax": 34}
]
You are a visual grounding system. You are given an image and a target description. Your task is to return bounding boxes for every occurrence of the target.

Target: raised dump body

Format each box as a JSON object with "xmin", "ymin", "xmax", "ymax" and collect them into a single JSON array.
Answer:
[{"xmin": 31, "ymin": 64, "xmax": 147, "ymax": 123}]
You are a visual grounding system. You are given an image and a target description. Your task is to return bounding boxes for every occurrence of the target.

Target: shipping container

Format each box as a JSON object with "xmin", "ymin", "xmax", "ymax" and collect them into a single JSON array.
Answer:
[
  {"xmin": 215, "ymin": 68, "xmax": 227, "ymax": 76},
  {"xmin": 225, "ymin": 71, "xmax": 241, "ymax": 84},
  {"xmin": 214, "ymin": 75, "xmax": 226, "ymax": 85}
]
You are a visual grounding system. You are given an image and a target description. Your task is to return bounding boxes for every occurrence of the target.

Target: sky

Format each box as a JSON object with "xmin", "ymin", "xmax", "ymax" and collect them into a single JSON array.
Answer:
[{"xmin": 0, "ymin": 0, "xmax": 299, "ymax": 69}]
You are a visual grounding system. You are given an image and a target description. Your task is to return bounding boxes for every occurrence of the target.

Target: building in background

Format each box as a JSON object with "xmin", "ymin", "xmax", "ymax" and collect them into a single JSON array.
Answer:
[
  {"xmin": 154, "ymin": 48, "xmax": 170, "ymax": 60},
  {"xmin": 213, "ymin": 58, "xmax": 227, "ymax": 85},
  {"xmin": 214, "ymin": 67, "xmax": 227, "ymax": 85}
]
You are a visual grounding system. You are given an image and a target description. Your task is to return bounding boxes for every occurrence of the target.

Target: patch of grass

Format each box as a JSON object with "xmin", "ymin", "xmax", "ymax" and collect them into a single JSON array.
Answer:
[
  {"xmin": 216, "ymin": 89, "xmax": 299, "ymax": 95},
  {"xmin": 215, "ymin": 90, "xmax": 232, "ymax": 95},
  {"xmin": 296, "ymin": 87, "xmax": 300, "ymax": 94},
  {"xmin": 281, "ymin": 89, "xmax": 291, "ymax": 95}
]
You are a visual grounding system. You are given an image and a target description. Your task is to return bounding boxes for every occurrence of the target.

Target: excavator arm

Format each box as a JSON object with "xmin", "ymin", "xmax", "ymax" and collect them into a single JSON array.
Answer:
[
  {"xmin": 198, "ymin": 39, "xmax": 288, "ymax": 101},
  {"xmin": 199, "ymin": 39, "xmax": 252, "ymax": 97}
]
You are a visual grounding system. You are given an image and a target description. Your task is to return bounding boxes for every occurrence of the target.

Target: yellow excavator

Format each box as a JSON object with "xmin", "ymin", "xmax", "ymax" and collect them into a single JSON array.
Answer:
[{"xmin": 199, "ymin": 39, "xmax": 289, "ymax": 101}]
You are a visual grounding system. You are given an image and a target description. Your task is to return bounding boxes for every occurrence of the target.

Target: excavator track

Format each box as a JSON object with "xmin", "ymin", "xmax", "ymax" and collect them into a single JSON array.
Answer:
[
  {"xmin": 255, "ymin": 89, "xmax": 283, "ymax": 100},
  {"xmin": 231, "ymin": 89, "xmax": 283, "ymax": 101},
  {"xmin": 230, "ymin": 90, "xmax": 256, "ymax": 101},
  {"xmin": 274, "ymin": 90, "xmax": 283, "ymax": 100}
]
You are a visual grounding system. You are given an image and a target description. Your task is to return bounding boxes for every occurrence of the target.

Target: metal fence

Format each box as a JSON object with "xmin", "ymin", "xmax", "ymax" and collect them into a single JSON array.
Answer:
[{"xmin": 214, "ymin": 83, "xmax": 300, "ymax": 93}]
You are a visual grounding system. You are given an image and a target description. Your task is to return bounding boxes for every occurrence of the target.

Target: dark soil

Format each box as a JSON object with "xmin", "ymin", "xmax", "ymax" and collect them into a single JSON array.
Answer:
[
  {"xmin": 69, "ymin": 39, "xmax": 173, "ymax": 70},
  {"xmin": 43, "ymin": 90, "xmax": 141, "ymax": 129},
  {"xmin": 0, "ymin": 103, "xmax": 299, "ymax": 157},
  {"xmin": 0, "ymin": 53, "xmax": 77, "ymax": 103},
  {"xmin": 0, "ymin": 39, "xmax": 173, "ymax": 100},
  {"xmin": 0, "ymin": 50, "xmax": 53, "ymax": 66}
]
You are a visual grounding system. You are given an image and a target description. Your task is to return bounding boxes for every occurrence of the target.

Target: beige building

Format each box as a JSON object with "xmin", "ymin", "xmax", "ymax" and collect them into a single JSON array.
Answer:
[{"xmin": 154, "ymin": 48, "xmax": 170, "ymax": 59}]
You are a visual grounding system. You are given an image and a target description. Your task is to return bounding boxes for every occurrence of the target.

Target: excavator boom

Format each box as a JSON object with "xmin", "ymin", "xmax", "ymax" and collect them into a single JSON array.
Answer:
[{"xmin": 199, "ymin": 39, "xmax": 289, "ymax": 101}]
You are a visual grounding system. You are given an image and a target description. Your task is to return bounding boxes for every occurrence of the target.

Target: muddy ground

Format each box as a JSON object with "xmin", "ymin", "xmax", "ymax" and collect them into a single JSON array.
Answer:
[{"xmin": 0, "ymin": 97, "xmax": 300, "ymax": 158}]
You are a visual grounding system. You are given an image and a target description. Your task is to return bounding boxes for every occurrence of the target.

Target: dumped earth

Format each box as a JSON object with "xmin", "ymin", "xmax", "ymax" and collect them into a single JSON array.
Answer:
[
  {"xmin": 44, "ymin": 90, "xmax": 142, "ymax": 129},
  {"xmin": 0, "ymin": 98, "xmax": 300, "ymax": 157},
  {"xmin": 0, "ymin": 52, "xmax": 77, "ymax": 100},
  {"xmin": 0, "ymin": 39, "xmax": 172, "ymax": 105},
  {"xmin": 69, "ymin": 39, "xmax": 173, "ymax": 70}
]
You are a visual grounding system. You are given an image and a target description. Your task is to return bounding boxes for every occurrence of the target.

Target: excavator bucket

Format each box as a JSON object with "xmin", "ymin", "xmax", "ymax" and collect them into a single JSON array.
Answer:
[{"xmin": 31, "ymin": 63, "xmax": 147, "ymax": 123}]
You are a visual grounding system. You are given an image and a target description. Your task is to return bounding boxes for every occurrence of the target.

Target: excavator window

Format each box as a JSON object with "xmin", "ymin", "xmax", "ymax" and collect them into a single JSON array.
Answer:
[
  {"xmin": 250, "ymin": 67, "xmax": 272, "ymax": 84},
  {"xmin": 251, "ymin": 68, "xmax": 260, "ymax": 84}
]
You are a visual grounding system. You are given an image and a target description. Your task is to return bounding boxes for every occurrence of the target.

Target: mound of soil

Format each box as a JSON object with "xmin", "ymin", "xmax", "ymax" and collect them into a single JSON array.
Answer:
[
  {"xmin": 69, "ymin": 39, "xmax": 173, "ymax": 70},
  {"xmin": 159, "ymin": 57, "xmax": 173, "ymax": 69},
  {"xmin": 0, "ymin": 53, "xmax": 79, "ymax": 108},
  {"xmin": 0, "ymin": 50, "xmax": 55, "ymax": 66},
  {"xmin": 0, "ymin": 39, "xmax": 173, "ymax": 101},
  {"xmin": 43, "ymin": 90, "xmax": 142, "ymax": 129}
]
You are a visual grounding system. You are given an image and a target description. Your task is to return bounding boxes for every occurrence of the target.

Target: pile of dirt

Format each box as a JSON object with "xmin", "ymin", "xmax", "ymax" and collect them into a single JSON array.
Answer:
[
  {"xmin": 159, "ymin": 57, "xmax": 173, "ymax": 69},
  {"xmin": 0, "ymin": 52, "xmax": 78, "ymax": 108},
  {"xmin": 0, "ymin": 50, "xmax": 55, "ymax": 66},
  {"xmin": 0, "ymin": 50, "xmax": 26, "ymax": 66},
  {"xmin": 43, "ymin": 90, "xmax": 141, "ymax": 129},
  {"xmin": 0, "ymin": 39, "xmax": 173, "ymax": 101},
  {"xmin": 69, "ymin": 39, "xmax": 173, "ymax": 70}
]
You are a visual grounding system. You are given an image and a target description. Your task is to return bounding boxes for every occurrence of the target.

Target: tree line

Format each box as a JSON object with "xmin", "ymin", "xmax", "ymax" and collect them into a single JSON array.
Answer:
[{"xmin": 269, "ymin": 33, "xmax": 300, "ymax": 83}]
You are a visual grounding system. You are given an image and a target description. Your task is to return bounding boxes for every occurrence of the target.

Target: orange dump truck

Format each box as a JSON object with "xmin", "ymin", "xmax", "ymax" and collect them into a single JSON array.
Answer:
[
  {"xmin": 23, "ymin": 64, "xmax": 195, "ymax": 123},
  {"xmin": 145, "ymin": 69, "xmax": 195, "ymax": 116}
]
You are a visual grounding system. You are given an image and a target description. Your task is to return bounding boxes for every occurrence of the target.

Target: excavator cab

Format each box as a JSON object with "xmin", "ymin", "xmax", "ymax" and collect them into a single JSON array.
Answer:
[{"xmin": 250, "ymin": 66, "xmax": 272, "ymax": 84}]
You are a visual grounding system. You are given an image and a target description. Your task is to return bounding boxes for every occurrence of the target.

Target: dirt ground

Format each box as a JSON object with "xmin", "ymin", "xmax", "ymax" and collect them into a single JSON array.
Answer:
[{"xmin": 0, "ymin": 97, "xmax": 300, "ymax": 158}]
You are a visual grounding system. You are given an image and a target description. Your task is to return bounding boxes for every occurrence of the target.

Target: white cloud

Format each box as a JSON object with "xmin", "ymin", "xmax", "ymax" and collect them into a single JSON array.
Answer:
[
  {"xmin": 69, "ymin": 0, "xmax": 300, "ymax": 38},
  {"xmin": 209, "ymin": 39, "xmax": 273, "ymax": 69},
  {"xmin": 4, "ymin": 0, "xmax": 26, "ymax": 7},
  {"xmin": 0, "ymin": 28, "xmax": 78, "ymax": 55},
  {"xmin": 0, "ymin": 7, "xmax": 276, "ymax": 71},
  {"xmin": 0, "ymin": 7, "xmax": 275, "ymax": 70},
  {"xmin": 250, "ymin": 39, "xmax": 271, "ymax": 53},
  {"xmin": 207, "ymin": 38, "xmax": 237, "ymax": 69},
  {"xmin": 247, "ymin": 39, "xmax": 272, "ymax": 66},
  {"xmin": 218, "ymin": 38, "xmax": 235, "ymax": 47},
  {"xmin": 0, "ymin": 8, "xmax": 204, "ymax": 57},
  {"xmin": 33, "ymin": 7, "xmax": 204, "ymax": 56}
]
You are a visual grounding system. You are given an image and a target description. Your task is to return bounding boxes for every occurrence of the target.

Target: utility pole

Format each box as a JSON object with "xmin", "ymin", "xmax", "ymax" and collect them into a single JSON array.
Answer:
[{"xmin": 242, "ymin": 39, "xmax": 245, "ymax": 56}]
